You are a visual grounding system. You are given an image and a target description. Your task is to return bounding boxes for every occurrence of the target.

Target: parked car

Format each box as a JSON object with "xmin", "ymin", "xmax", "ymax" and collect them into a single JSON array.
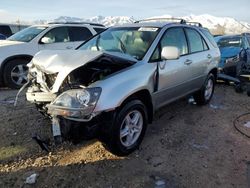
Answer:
[
  {"xmin": 0, "ymin": 22, "xmax": 106, "ymax": 88},
  {"xmin": 0, "ymin": 33, "xmax": 7, "ymax": 40},
  {"xmin": 25, "ymin": 19, "xmax": 220, "ymax": 155},
  {"xmin": 214, "ymin": 33, "xmax": 250, "ymax": 77},
  {"xmin": 0, "ymin": 24, "xmax": 29, "ymax": 38}
]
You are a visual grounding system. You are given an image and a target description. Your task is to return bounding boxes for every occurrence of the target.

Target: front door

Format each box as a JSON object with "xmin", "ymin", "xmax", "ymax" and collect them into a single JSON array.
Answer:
[{"xmin": 151, "ymin": 27, "xmax": 196, "ymax": 108}]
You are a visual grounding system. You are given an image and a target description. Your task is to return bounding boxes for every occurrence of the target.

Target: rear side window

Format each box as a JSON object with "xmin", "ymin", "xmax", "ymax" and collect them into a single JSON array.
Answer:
[
  {"xmin": 69, "ymin": 27, "xmax": 93, "ymax": 41},
  {"xmin": 200, "ymin": 29, "xmax": 218, "ymax": 48},
  {"xmin": 93, "ymin": 27, "xmax": 106, "ymax": 34},
  {"xmin": 0, "ymin": 25, "xmax": 12, "ymax": 37},
  {"xmin": 185, "ymin": 28, "xmax": 205, "ymax": 53}
]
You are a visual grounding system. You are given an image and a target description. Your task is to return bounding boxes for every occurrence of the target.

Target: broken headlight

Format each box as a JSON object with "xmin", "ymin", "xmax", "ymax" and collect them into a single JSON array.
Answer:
[{"xmin": 47, "ymin": 88, "xmax": 101, "ymax": 119}]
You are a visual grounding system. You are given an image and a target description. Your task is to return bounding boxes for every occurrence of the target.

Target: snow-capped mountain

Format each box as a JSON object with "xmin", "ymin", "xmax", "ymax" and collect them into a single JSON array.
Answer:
[
  {"xmin": 52, "ymin": 14, "xmax": 250, "ymax": 35},
  {"xmin": 21, "ymin": 14, "xmax": 250, "ymax": 35},
  {"xmin": 182, "ymin": 14, "xmax": 250, "ymax": 34},
  {"xmin": 53, "ymin": 16, "xmax": 134, "ymax": 26}
]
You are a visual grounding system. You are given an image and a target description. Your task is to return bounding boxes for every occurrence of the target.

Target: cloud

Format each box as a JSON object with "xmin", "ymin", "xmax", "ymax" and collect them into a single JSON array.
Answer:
[
  {"xmin": 0, "ymin": 9, "xmax": 18, "ymax": 23},
  {"xmin": 154, "ymin": 5, "xmax": 192, "ymax": 16}
]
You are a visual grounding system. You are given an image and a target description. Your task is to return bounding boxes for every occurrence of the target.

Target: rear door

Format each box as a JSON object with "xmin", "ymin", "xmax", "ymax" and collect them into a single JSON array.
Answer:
[{"xmin": 183, "ymin": 27, "xmax": 211, "ymax": 88}]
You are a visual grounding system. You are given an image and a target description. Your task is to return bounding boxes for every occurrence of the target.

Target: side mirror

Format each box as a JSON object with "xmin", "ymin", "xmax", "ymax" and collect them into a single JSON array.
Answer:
[
  {"xmin": 40, "ymin": 37, "xmax": 54, "ymax": 44},
  {"xmin": 161, "ymin": 46, "xmax": 180, "ymax": 60}
]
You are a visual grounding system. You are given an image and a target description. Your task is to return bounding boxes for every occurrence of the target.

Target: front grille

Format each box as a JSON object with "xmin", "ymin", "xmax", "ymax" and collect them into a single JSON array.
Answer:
[{"xmin": 45, "ymin": 73, "xmax": 58, "ymax": 89}]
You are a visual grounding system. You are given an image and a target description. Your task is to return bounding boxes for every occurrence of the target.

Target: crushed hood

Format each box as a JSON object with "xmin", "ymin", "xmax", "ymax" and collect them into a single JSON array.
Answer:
[
  {"xmin": 31, "ymin": 50, "xmax": 137, "ymax": 93},
  {"xmin": 32, "ymin": 50, "xmax": 103, "ymax": 74}
]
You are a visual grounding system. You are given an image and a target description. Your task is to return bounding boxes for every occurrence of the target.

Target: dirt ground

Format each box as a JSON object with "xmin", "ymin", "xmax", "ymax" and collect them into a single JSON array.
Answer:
[{"xmin": 0, "ymin": 85, "xmax": 250, "ymax": 188}]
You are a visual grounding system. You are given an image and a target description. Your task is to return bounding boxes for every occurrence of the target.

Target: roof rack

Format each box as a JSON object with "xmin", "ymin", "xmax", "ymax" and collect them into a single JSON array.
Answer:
[
  {"xmin": 48, "ymin": 22, "xmax": 105, "ymax": 27},
  {"xmin": 185, "ymin": 21, "xmax": 203, "ymax": 27},
  {"xmin": 134, "ymin": 17, "xmax": 186, "ymax": 24},
  {"xmin": 134, "ymin": 18, "xmax": 203, "ymax": 27}
]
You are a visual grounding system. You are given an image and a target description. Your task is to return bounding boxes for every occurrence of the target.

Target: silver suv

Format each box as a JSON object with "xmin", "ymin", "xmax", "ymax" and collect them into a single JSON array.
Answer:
[{"xmin": 25, "ymin": 18, "xmax": 220, "ymax": 155}]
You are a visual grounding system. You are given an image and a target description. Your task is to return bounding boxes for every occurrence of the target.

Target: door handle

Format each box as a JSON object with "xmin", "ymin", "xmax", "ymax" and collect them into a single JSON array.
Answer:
[
  {"xmin": 207, "ymin": 54, "xmax": 212, "ymax": 59},
  {"xmin": 184, "ymin": 59, "xmax": 193, "ymax": 65},
  {"xmin": 66, "ymin": 46, "xmax": 73, "ymax": 49}
]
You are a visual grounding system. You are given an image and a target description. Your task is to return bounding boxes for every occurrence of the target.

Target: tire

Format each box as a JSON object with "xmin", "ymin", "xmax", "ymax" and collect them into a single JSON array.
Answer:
[
  {"xmin": 235, "ymin": 83, "xmax": 244, "ymax": 93},
  {"xmin": 194, "ymin": 73, "xmax": 215, "ymax": 105},
  {"xmin": 3, "ymin": 59, "xmax": 30, "ymax": 89},
  {"xmin": 101, "ymin": 100, "xmax": 148, "ymax": 156}
]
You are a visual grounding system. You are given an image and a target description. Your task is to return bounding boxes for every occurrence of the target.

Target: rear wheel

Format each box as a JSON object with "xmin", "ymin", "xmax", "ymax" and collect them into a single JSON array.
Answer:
[
  {"xmin": 101, "ymin": 100, "xmax": 148, "ymax": 156},
  {"xmin": 3, "ymin": 59, "xmax": 30, "ymax": 89},
  {"xmin": 194, "ymin": 73, "xmax": 215, "ymax": 105}
]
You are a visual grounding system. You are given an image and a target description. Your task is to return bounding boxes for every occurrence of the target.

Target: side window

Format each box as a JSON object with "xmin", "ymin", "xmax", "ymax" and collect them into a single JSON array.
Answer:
[
  {"xmin": 150, "ymin": 27, "xmax": 188, "ymax": 62},
  {"xmin": 242, "ymin": 36, "xmax": 250, "ymax": 49},
  {"xmin": 93, "ymin": 27, "xmax": 106, "ymax": 34},
  {"xmin": 202, "ymin": 39, "xmax": 209, "ymax": 50},
  {"xmin": 68, "ymin": 27, "xmax": 93, "ymax": 41},
  {"xmin": 161, "ymin": 28, "xmax": 188, "ymax": 55},
  {"xmin": 247, "ymin": 36, "xmax": 250, "ymax": 47},
  {"xmin": 200, "ymin": 29, "xmax": 217, "ymax": 48},
  {"xmin": 42, "ymin": 27, "xmax": 70, "ymax": 43},
  {"xmin": 185, "ymin": 28, "xmax": 204, "ymax": 53}
]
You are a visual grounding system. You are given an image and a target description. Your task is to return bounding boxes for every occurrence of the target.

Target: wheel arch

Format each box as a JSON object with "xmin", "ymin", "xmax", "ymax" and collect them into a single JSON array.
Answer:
[
  {"xmin": 0, "ymin": 54, "xmax": 33, "ymax": 85},
  {"xmin": 209, "ymin": 68, "xmax": 218, "ymax": 80},
  {"xmin": 119, "ymin": 89, "xmax": 154, "ymax": 124}
]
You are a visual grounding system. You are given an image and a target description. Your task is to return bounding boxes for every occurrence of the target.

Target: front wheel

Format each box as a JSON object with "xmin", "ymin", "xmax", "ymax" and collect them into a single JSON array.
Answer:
[
  {"xmin": 3, "ymin": 59, "xmax": 30, "ymax": 89},
  {"xmin": 194, "ymin": 73, "xmax": 215, "ymax": 105},
  {"xmin": 101, "ymin": 100, "xmax": 148, "ymax": 156}
]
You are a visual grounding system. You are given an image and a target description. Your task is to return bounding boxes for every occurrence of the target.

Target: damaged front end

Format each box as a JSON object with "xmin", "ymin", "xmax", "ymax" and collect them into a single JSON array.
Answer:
[{"xmin": 26, "ymin": 50, "xmax": 136, "ymax": 142}]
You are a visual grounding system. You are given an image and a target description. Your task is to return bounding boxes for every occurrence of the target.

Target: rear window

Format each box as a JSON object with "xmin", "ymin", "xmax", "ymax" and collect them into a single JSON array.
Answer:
[
  {"xmin": 0, "ymin": 25, "xmax": 12, "ymax": 37},
  {"xmin": 217, "ymin": 36, "xmax": 242, "ymax": 48},
  {"xmin": 200, "ymin": 29, "xmax": 218, "ymax": 48}
]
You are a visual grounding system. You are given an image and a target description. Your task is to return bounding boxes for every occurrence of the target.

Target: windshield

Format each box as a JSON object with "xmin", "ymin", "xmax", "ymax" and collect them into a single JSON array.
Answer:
[
  {"xmin": 8, "ymin": 26, "xmax": 47, "ymax": 42},
  {"xmin": 79, "ymin": 27, "xmax": 159, "ymax": 60},
  {"xmin": 216, "ymin": 36, "xmax": 242, "ymax": 48}
]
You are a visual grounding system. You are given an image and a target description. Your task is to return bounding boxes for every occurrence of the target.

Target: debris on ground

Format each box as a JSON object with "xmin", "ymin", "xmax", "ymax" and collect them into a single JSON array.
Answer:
[{"xmin": 25, "ymin": 173, "xmax": 39, "ymax": 184}]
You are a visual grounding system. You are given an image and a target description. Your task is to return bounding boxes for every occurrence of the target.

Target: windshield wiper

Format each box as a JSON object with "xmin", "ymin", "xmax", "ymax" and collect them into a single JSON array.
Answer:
[
  {"xmin": 96, "ymin": 35, "xmax": 101, "ymax": 51},
  {"xmin": 114, "ymin": 35, "xmax": 127, "ymax": 53}
]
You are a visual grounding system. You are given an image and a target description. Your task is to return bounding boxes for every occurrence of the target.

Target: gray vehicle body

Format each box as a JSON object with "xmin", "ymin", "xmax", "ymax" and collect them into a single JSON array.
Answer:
[{"xmin": 26, "ymin": 22, "xmax": 220, "ymax": 122}]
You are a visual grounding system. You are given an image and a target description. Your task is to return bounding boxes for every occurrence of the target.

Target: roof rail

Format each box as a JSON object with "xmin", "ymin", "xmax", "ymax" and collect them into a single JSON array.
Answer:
[
  {"xmin": 48, "ymin": 22, "xmax": 105, "ymax": 27},
  {"xmin": 134, "ymin": 18, "xmax": 203, "ymax": 28},
  {"xmin": 134, "ymin": 17, "xmax": 186, "ymax": 24},
  {"xmin": 184, "ymin": 21, "xmax": 203, "ymax": 27}
]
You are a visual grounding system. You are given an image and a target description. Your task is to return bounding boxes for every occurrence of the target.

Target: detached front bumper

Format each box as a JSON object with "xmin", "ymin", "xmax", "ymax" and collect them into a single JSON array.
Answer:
[{"xmin": 26, "ymin": 91, "xmax": 57, "ymax": 103}]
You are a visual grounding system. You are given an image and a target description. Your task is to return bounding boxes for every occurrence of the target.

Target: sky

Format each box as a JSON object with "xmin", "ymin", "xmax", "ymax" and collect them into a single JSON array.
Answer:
[{"xmin": 0, "ymin": 0, "xmax": 250, "ymax": 23}]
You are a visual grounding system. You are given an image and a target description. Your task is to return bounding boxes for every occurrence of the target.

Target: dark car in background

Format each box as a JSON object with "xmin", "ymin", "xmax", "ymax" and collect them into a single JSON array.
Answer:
[
  {"xmin": 0, "ymin": 33, "xmax": 7, "ymax": 40},
  {"xmin": 215, "ymin": 33, "xmax": 250, "ymax": 77},
  {"xmin": 0, "ymin": 24, "xmax": 29, "ymax": 39}
]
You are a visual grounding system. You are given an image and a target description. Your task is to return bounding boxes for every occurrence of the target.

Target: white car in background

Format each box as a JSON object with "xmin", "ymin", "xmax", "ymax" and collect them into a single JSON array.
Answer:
[{"xmin": 0, "ymin": 22, "xmax": 105, "ymax": 88}]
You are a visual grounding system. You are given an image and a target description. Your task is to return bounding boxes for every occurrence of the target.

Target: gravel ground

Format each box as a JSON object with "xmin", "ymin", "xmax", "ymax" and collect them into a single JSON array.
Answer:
[{"xmin": 0, "ymin": 85, "xmax": 250, "ymax": 188}]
